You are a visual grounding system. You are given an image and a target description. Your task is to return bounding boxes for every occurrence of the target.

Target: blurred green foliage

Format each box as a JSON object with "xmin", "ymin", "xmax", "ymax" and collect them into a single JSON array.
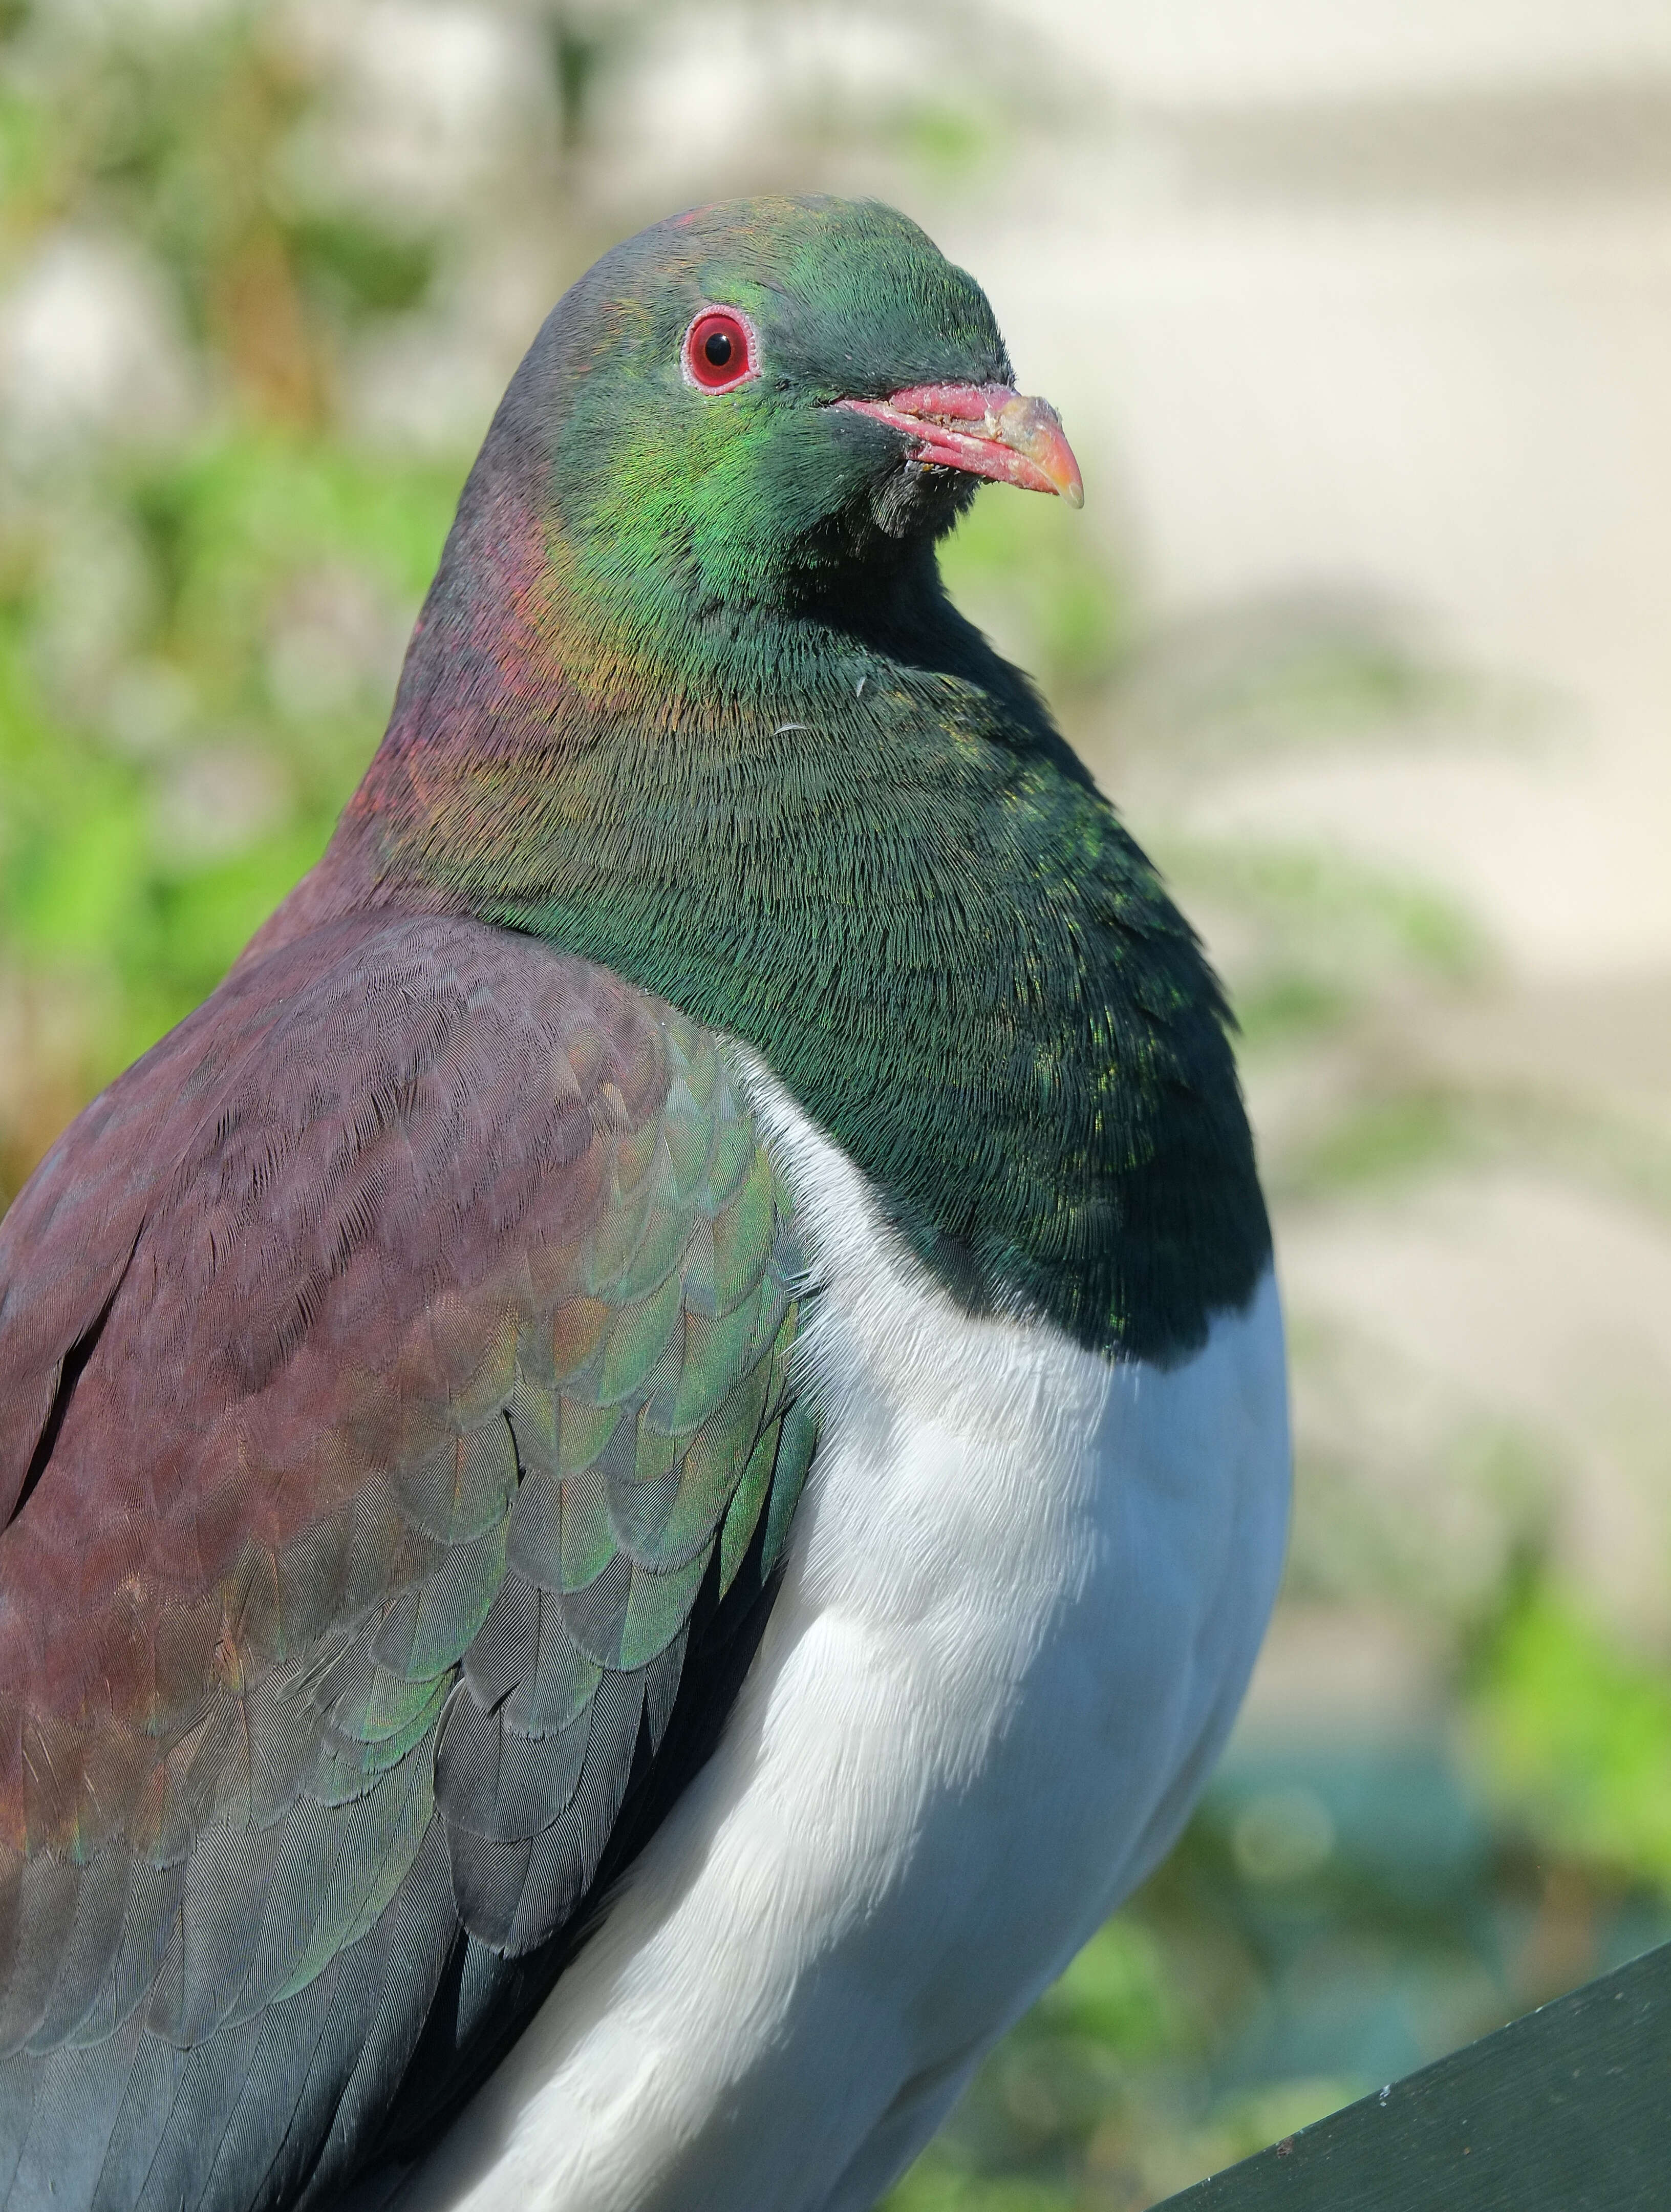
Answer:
[
  {"xmin": 2, "ymin": 6, "xmax": 1670, "ymax": 2210},
  {"xmin": 0, "ymin": 1, "xmax": 491, "ymax": 1186},
  {"xmin": 1474, "ymin": 1583, "xmax": 1671, "ymax": 1890},
  {"xmin": 0, "ymin": 434, "xmax": 460, "ymax": 1144}
]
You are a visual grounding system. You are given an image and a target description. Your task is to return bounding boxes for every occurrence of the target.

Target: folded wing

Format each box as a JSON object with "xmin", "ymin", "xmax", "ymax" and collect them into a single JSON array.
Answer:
[{"xmin": 0, "ymin": 911, "xmax": 815, "ymax": 2210}]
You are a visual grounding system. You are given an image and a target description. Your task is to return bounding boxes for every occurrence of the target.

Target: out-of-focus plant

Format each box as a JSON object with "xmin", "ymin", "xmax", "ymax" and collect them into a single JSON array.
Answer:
[
  {"xmin": 1471, "ymin": 1576, "xmax": 1671, "ymax": 1892},
  {"xmin": 0, "ymin": 432, "xmax": 459, "ymax": 1180},
  {"xmin": 1, "ymin": 4, "xmax": 464, "ymax": 1191}
]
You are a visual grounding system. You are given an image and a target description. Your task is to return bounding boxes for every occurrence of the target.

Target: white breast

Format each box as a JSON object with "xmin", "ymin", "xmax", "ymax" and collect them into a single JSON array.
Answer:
[{"xmin": 396, "ymin": 1064, "xmax": 1291, "ymax": 2212}]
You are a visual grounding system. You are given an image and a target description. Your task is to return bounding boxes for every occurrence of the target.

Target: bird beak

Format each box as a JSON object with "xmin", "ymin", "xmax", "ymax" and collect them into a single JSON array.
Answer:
[{"xmin": 834, "ymin": 382, "xmax": 1084, "ymax": 507}]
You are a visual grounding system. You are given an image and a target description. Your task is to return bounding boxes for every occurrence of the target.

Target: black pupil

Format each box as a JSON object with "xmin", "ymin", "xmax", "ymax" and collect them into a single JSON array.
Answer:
[{"xmin": 703, "ymin": 328, "xmax": 734, "ymax": 369}]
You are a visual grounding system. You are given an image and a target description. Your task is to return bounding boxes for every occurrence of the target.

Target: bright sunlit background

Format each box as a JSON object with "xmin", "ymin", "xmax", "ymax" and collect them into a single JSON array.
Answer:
[{"xmin": 5, "ymin": 4, "xmax": 1671, "ymax": 2206}]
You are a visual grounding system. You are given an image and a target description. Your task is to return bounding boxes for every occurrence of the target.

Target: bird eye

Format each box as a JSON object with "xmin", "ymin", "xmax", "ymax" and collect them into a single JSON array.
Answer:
[{"xmin": 683, "ymin": 308, "xmax": 757, "ymax": 393}]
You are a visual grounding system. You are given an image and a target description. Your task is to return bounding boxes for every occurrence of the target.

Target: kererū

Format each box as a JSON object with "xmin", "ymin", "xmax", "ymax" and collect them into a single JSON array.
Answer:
[{"xmin": 0, "ymin": 196, "xmax": 1288, "ymax": 2211}]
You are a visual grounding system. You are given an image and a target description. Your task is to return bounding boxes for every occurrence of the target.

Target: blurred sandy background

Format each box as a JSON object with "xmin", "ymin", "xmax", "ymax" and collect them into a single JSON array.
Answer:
[{"xmin": 4, "ymin": 4, "xmax": 1671, "ymax": 2205}]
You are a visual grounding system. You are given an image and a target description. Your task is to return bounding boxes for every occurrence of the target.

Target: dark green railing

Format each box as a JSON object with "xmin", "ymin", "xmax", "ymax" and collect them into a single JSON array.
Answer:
[{"xmin": 1153, "ymin": 1940, "xmax": 1671, "ymax": 2210}]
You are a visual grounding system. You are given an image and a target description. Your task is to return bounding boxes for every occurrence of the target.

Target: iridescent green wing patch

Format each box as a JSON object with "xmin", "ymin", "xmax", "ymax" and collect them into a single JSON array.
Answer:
[{"xmin": 432, "ymin": 1018, "xmax": 815, "ymax": 1951}]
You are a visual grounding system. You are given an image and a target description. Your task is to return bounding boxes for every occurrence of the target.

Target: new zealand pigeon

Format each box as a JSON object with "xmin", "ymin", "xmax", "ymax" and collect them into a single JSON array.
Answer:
[{"xmin": 0, "ymin": 196, "xmax": 1288, "ymax": 2211}]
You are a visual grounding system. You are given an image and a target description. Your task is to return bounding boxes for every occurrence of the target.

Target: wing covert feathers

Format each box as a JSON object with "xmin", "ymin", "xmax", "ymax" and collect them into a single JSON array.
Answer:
[{"xmin": 0, "ymin": 912, "xmax": 814, "ymax": 2209}]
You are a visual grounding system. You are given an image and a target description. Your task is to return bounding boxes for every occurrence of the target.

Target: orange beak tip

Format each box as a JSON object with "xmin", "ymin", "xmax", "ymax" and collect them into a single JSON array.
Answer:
[{"xmin": 837, "ymin": 382, "xmax": 1084, "ymax": 508}]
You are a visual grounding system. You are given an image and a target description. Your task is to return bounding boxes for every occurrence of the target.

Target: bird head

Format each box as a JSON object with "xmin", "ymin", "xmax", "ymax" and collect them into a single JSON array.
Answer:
[{"xmin": 472, "ymin": 195, "xmax": 1082, "ymax": 641}]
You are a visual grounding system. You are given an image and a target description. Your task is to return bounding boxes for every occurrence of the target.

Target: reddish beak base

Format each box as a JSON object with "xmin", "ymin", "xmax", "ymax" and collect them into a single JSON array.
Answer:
[{"xmin": 834, "ymin": 381, "xmax": 1084, "ymax": 507}]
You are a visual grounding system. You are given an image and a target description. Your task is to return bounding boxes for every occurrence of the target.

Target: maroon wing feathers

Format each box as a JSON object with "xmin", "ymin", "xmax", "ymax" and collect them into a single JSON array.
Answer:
[{"xmin": 0, "ymin": 911, "xmax": 810, "ymax": 2211}]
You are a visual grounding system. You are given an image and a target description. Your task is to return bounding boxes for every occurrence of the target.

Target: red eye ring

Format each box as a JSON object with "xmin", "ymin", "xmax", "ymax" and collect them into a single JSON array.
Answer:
[{"xmin": 682, "ymin": 307, "xmax": 758, "ymax": 393}]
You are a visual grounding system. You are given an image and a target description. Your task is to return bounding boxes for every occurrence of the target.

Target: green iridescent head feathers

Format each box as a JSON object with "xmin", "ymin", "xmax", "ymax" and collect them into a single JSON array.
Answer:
[{"xmin": 540, "ymin": 198, "xmax": 1011, "ymax": 615}]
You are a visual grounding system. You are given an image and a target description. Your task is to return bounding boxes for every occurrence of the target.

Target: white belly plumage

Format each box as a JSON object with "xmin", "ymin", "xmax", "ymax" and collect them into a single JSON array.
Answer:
[{"xmin": 395, "ymin": 1065, "xmax": 1292, "ymax": 2212}]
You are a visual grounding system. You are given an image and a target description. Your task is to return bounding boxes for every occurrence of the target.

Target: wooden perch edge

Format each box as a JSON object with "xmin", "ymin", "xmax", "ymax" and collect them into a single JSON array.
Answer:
[{"xmin": 1151, "ymin": 1937, "xmax": 1671, "ymax": 2211}]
